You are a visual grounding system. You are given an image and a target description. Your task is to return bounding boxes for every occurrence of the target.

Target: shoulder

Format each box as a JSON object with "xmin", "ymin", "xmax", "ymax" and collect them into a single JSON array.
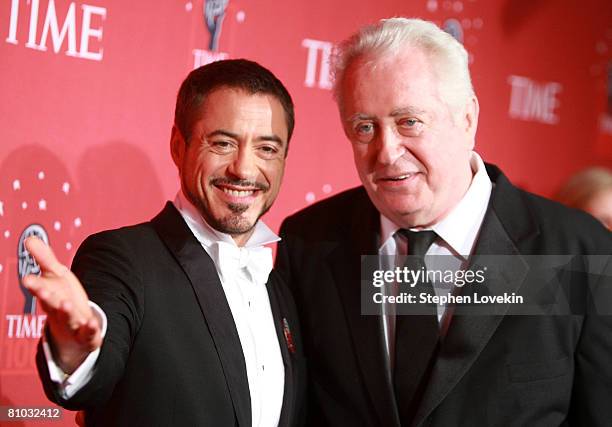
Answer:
[
  {"xmin": 280, "ymin": 186, "xmax": 370, "ymax": 235},
  {"xmin": 77, "ymin": 221, "xmax": 159, "ymax": 256},
  {"xmin": 70, "ymin": 221, "xmax": 167, "ymax": 287},
  {"xmin": 488, "ymin": 164, "xmax": 611, "ymax": 254},
  {"xmin": 77, "ymin": 202, "xmax": 181, "ymax": 256},
  {"xmin": 522, "ymin": 190, "xmax": 610, "ymax": 251},
  {"xmin": 72, "ymin": 203, "xmax": 182, "ymax": 273}
]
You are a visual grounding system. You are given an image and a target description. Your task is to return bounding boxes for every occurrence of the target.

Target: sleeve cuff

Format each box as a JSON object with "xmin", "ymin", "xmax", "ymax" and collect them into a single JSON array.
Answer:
[{"xmin": 42, "ymin": 301, "xmax": 108, "ymax": 399}]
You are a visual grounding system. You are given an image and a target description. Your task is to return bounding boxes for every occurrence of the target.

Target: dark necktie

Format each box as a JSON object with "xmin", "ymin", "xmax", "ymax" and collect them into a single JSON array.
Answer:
[{"xmin": 393, "ymin": 229, "xmax": 439, "ymax": 426}]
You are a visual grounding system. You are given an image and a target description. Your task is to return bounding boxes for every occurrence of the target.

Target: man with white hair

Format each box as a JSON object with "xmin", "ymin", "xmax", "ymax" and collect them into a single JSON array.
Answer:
[{"xmin": 277, "ymin": 18, "xmax": 612, "ymax": 426}]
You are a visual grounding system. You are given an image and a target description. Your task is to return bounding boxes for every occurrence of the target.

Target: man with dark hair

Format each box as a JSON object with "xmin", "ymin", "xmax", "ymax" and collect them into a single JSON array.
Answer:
[
  {"xmin": 174, "ymin": 59, "xmax": 295, "ymax": 144},
  {"xmin": 276, "ymin": 18, "xmax": 612, "ymax": 426},
  {"xmin": 25, "ymin": 59, "xmax": 305, "ymax": 426}
]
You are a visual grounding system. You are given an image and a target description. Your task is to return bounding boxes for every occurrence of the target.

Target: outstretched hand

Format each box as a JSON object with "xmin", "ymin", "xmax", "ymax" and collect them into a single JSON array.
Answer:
[{"xmin": 23, "ymin": 237, "xmax": 102, "ymax": 374}]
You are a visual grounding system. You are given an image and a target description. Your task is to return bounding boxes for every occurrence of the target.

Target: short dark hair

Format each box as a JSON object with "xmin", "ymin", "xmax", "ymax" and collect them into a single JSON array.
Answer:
[{"xmin": 174, "ymin": 59, "xmax": 295, "ymax": 149}]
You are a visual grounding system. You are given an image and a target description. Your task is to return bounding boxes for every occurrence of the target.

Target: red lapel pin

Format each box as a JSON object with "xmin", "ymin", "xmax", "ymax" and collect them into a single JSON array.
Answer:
[{"xmin": 283, "ymin": 318, "xmax": 296, "ymax": 354}]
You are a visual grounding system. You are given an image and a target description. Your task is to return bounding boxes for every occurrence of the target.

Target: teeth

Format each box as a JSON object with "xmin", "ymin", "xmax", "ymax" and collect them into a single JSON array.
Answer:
[{"xmin": 222, "ymin": 188, "xmax": 254, "ymax": 197}]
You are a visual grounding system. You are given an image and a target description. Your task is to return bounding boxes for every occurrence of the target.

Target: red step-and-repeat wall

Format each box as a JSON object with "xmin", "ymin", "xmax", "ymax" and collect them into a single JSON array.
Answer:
[{"xmin": 1, "ymin": 0, "xmax": 611, "ymax": 425}]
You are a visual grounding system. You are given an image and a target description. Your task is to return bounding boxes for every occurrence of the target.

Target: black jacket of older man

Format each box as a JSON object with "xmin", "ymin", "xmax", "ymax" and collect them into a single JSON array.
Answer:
[{"xmin": 276, "ymin": 163, "xmax": 612, "ymax": 427}]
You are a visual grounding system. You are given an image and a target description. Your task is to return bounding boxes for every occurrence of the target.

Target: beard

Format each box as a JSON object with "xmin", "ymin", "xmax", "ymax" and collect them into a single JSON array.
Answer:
[
  {"xmin": 227, "ymin": 202, "xmax": 249, "ymax": 214},
  {"xmin": 185, "ymin": 177, "xmax": 272, "ymax": 237},
  {"xmin": 211, "ymin": 201, "xmax": 273, "ymax": 236}
]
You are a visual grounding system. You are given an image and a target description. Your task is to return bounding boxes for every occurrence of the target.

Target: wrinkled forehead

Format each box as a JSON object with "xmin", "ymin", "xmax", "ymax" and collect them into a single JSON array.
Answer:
[
  {"xmin": 338, "ymin": 50, "xmax": 445, "ymax": 114},
  {"xmin": 193, "ymin": 88, "xmax": 290, "ymax": 141}
]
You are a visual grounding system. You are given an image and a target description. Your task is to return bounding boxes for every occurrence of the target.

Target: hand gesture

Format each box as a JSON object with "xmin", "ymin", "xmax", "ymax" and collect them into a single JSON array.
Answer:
[{"xmin": 23, "ymin": 237, "xmax": 102, "ymax": 374}]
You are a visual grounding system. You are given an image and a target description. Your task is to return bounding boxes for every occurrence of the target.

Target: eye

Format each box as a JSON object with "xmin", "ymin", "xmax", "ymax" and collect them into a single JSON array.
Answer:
[
  {"xmin": 209, "ymin": 140, "xmax": 236, "ymax": 153},
  {"xmin": 258, "ymin": 144, "xmax": 281, "ymax": 159},
  {"xmin": 397, "ymin": 117, "xmax": 424, "ymax": 135},
  {"xmin": 355, "ymin": 123, "xmax": 374, "ymax": 135},
  {"xmin": 399, "ymin": 118, "xmax": 419, "ymax": 127},
  {"xmin": 352, "ymin": 122, "xmax": 376, "ymax": 143}
]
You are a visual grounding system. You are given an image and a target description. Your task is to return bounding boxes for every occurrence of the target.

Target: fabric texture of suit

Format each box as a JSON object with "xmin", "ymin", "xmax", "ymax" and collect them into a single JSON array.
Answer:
[
  {"xmin": 36, "ymin": 202, "xmax": 305, "ymax": 427},
  {"xmin": 276, "ymin": 164, "xmax": 612, "ymax": 427}
]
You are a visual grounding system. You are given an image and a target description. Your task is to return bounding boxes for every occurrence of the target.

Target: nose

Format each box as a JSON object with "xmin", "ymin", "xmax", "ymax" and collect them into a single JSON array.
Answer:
[
  {"xmin": 227, "ymin": 145, "xmax": 258, "ymax": 181},
  {"xmin": 375, "ymin": 125, "xmax": 405, "ymax": 166}
]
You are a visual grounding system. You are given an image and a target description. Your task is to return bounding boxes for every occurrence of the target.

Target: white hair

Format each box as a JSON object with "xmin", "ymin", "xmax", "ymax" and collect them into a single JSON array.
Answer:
[{"xmin": 332, "ymin": 17, "xmax": 475, "ymax": 113}]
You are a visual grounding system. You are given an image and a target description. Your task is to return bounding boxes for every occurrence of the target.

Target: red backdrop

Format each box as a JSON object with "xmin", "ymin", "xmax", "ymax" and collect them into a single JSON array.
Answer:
[{"xmin": 1, "ymin": 0, "xmax": 611, "ymax": 424}]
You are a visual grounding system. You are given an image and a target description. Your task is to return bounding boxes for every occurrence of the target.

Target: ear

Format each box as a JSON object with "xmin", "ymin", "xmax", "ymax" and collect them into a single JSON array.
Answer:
[
  {"xmin": 464, "ymin": 96, "xmax": 479, "ymax": 148},
  {"xmin": 170, "ymin": 125, "xmax": 186, "ymax": 169}
]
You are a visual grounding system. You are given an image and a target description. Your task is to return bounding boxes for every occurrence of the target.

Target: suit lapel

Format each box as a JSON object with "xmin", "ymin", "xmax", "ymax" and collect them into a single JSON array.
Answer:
[
  {"xmin": 328, "ymin": 192, "xmax": 400, "ymax": 426},
  {"xmin": 151, "ymin": 203, "xmax": 251, "ymax": 427},
  {"xmin": 266, "ymin": 271, "xmax": 296, "ymax": 427},
  {"xmin": 412, "ymin": 165, "xmax": 537, "ymax": 426}
]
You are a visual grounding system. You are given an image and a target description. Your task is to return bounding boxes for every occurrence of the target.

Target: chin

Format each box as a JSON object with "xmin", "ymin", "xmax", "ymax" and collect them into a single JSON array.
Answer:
[
  {"xmin": 381, "ymin": 199, "xmax": 421, "ymax": 214},
  {"xmin": 217, "ymin": 217, "xmax": 256, "ymax": 236}
]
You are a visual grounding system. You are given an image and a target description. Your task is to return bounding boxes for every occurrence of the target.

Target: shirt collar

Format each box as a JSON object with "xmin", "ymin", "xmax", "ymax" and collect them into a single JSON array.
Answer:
[
  {"xmin": 379, "ymin": 151, "xmax": 492, "ymax": 258},
  {"xmin": 172, "ymin": 190, "xmax": 280, "ymax": 250}
]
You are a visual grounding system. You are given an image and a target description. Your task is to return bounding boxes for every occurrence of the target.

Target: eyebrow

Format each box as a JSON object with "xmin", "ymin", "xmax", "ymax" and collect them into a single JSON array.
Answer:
[
  {"xmin": 205, "ymin": 129, "xmax": 285, "ymax": 146},
  {"xmin": 345, "ymin": 113, "xmax": 374, "ymax": 123},
  {"xmin": 346, "ymin": 106, "xmax": 428, "ymax": 123},
  {"xmin": 390, "ymin": 107, "xmax": 428, "ymax": 117}
]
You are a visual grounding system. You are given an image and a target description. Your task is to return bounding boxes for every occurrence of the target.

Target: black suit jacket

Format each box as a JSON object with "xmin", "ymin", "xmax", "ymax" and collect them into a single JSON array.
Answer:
[
  {"xmin": 276, "ymin": 164, "xmax": 612, "ymax": 427},
  {"xmin": 36, "ymin": 203, "xmax": 305, "ymax": 427}
]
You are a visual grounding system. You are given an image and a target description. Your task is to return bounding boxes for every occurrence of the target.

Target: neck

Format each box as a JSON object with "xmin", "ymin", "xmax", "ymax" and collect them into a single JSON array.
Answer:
[{"xmin": 231, "ymin": 229, "xmax": 255, "ymax": 247}]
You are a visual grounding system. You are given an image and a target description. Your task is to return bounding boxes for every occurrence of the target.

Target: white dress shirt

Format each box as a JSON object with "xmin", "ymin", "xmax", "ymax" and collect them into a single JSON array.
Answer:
[
  {"xmin": 44, "ymin": 190, "xmax": 285, "ymax": 427},
  {"xmin": 378, "ymin": 151, "xmax": 493, "ymax": 363}
]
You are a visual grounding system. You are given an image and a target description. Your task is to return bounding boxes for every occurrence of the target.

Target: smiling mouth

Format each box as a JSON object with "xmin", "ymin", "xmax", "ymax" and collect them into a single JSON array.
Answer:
[
  {"xmin": 221, "ymin": 188, "xmax": 257, "ymax": 197},
  {"xmin": 379, "ymin": 173, "xmax": 418, "ymax": 182},
  {"xmin": 215, "ymin": 185, "xmax": 262, "ymax": 201},
  {"xmin": 384, "ymin": 175, "xmax": 411, "ymax": 181},
  {"xmin": 211, "ymin": 178, "xmax": 269, "ymax": 198}
]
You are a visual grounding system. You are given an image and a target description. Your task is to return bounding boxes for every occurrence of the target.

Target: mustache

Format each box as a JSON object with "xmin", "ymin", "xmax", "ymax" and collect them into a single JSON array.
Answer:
[{"xmin": 210, "ymin": 177, "xmax": 270, "ymax": 192}]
